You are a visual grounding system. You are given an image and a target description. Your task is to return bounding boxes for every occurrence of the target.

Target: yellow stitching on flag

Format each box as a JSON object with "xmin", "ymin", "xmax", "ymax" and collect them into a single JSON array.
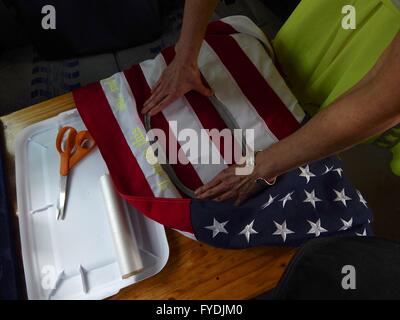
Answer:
[
  {"xmin": 129, "ymin": 127, "xmax": 147, "ymax": 149},
  {"xmin": 117, "ymin": 95, "xmax": 127, "ymax": 111},
  {"xmin": 108, "ymin": 78, "xmax": 119, "ymax": 92},
  {"xmin": 157, "ymin": 180, "xmax": 171, "ymax": 191}
]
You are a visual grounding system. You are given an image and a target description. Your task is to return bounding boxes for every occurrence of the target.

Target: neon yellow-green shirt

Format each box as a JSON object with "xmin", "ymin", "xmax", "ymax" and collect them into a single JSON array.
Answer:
[{"xmin": 273, "ymin": 0, "xmax": 400, "ymax": 174}]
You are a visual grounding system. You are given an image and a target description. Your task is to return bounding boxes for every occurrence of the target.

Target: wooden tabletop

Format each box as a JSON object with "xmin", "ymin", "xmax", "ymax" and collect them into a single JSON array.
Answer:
[{"xmin": 0, "ymin": 93, "xmax": 296, "ymax": 300}]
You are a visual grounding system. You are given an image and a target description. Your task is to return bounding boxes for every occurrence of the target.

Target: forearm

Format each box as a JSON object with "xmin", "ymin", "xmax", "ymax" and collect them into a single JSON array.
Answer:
[
  {"xmin": 258, "ymin": 83, "xmax": 399, "ymax": 179},
  {"xmin": 176, "ymin": 0, "xmax": 219, "ymax": 64},
  {"xmin": 257, "ymin": 33, "xmax": 400, "ymax": 180}
]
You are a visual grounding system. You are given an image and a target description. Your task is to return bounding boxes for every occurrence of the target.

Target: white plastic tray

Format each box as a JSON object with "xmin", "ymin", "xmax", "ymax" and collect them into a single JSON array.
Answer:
[{"xmin": 15, "ymin": 109, "xmax": 169, "ymax": 300}]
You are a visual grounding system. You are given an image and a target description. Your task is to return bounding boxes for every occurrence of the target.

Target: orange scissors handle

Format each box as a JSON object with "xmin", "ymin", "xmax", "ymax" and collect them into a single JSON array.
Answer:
[
  {"xmin": 69, "ymin": 130, "xmax": 97, "ymax": 169},
  {"xmin": 56, "ymin": 126, "xmax": 96, "ymax": 176}
]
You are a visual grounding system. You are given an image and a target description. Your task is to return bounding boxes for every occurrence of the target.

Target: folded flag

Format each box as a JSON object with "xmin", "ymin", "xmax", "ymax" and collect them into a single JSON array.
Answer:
[{"xmin": 74, "ymin": 16, "xmax": 372, "ymax": 247}]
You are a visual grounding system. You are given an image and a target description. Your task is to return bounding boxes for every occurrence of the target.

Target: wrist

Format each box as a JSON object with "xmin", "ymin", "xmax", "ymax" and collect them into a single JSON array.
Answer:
[
  {"xmin": 175, "ymin": 41, "xmax": 200, "ymax": 67},
  {"xmin": 254, "ymin": 151, "xmax": 277, "ymax": 184}
]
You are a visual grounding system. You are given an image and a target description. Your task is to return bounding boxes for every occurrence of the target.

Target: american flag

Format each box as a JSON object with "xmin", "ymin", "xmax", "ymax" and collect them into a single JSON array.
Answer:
[
  {"xmin": 191, "ymin": 156, "xmax": 372, "ymax": 248},
  {"xmin": 74, "ymin": 16, "xmax": 372, "ymax": 247}
]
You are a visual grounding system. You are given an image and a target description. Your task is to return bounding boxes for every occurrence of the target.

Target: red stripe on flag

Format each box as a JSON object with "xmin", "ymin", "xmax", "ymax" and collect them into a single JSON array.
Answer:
[
  {"xmin": 74, "ymin": 83, "xmax": 153, "ymax": 198},
  {"xmin": 74, "ymin": 82, "xmax": 193, "ymax": 232},
  {"xmin": 124, "ymin": 65, "xmax": 204, "ymax": 192},
  {"xmin": 205, "ymin": 35, "xmax": 301, "ymax": 140},
  {"xmin": 206, "ymin": 20, "xmax": 237, "ymax": 36}
]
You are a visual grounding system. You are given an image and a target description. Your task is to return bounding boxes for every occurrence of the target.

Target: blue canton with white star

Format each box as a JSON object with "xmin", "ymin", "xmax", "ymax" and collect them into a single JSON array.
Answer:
[{"xmin": 191, "ymin": 156, "xmax": 373, "ymax": 249}]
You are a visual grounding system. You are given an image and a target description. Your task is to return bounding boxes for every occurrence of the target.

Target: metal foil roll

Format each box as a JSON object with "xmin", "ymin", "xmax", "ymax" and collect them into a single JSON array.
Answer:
[{"xmin": 100, "ymin": 174, "xmax": 143, "ymax": 279}]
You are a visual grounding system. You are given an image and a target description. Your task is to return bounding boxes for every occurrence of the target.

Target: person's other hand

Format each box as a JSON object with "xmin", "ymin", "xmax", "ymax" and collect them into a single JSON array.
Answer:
[
  {"xmin": 142, "ymin": 56, "xmax": 213, "ymax": 116},
  {"xmin": 195, "ymin": 151, "xmax": 277, "ymax": 206},
  {"xmin": 195, "ymin": 165, "xmax": 263, "ymax": 207}
]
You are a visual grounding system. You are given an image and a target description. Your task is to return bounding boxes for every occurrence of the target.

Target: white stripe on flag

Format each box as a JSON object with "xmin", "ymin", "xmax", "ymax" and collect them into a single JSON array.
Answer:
[
  {"xmin": 198, "ymin": 41, "xmax": 278, "ymax": 151},
  {"xmin": 100, "ymin": 72, "xmax": 180, "ymax": 198},
  {"xmin": 231, "ymin": 33, "xmax": 305, "ymax": 123},
  {"xmin": 140, "ymin": 55, "xmax": 227, "ymax": 184}
]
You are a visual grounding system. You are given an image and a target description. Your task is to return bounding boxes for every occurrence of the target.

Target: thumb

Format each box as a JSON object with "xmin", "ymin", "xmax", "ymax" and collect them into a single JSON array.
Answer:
[{"xmin": 195, "ymin": 82, "xmax": 214, "ymax": 97}]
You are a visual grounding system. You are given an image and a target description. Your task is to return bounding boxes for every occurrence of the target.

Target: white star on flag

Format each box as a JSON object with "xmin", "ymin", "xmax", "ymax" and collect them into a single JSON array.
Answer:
[
  {"xmin": 322, "ymin": 165, "xmax": 334, "ymax": 175},
  {"xmin": 239, "ymin": 220, "xmax": 258, "ymax": 243},
  {"xmin": 357, "ymin": 190, "xmax": 368, "ymax": 208},
  {"xmin": 334, "ymin": 168, "xmax": 344, "ymax": 177},
  {"xmin": 299, "ymin": 165, "xmax": 316, "ymax": 183},
  {"xmin": 334, "ymin": 189, "xmax": 352, "ymax": 207},
  {"xmin": 205, "ymin": 218, "xmax": 229, "ymax": 238},
  {"xmin": 260, "ymin": 194, "xmax": 279, "ymax": 209},
  {"xmin": 339, "ymin": 218, "xmax": 353, "ymax": 231},
  {"xmin": 356, "ymin": 229, "xmax": 367, "ymax": 237},
  {"xmin": 279, "ymin": 192, "xmax": 294, "ymax": 208},
  {"xmin": 273, "ymin": 220, "xmax": 294, "ymax": 242},
  {"xmin": 303, "ymin": 189, "xmax": 322, "ymax": 209},
  {"xmin": 307, "ymin": 219, "xmax": 328, "ymax": 237}
]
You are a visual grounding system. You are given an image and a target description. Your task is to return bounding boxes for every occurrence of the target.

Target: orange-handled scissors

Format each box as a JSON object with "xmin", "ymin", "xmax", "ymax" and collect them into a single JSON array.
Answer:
[{"xmin": 56, "ymin": 126, "xmax": 97, "ymax": 220}]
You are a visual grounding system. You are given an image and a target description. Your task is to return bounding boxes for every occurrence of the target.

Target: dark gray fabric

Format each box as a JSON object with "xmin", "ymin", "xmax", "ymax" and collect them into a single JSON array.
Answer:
[
  {"xmin": 0, "ymin": 142, "xmax": 22, "ymax": 300},
  {"xmin": 271, "ymin": 236, "xmax": 400, "ymax": 300},
  {"xmin": 0, "ymin": 1, "xmax": 30, "ymax": 51},
  {"xmin": 0, "ymin": 0, "xmax": 280, "ymax": 116},
  {"xmin": 0, "ymin": 0, "xmax": 184, "ymax": 116},
  {"xmin": 0, "ymin": 47, "xmax": 120, "ymax": 116},
  {"xmin": 7, "ymin": 0, "xmax": 163, "ymax": 59},
  {"xmin": 261, "ymin": 0, "xmax": 301, "ymax": 21}
]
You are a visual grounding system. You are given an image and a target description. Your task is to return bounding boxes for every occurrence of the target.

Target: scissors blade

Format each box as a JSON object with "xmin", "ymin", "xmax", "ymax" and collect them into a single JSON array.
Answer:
[{"xmin": 57, "ymin": 175, "xmax": 68, "ymax": 220}]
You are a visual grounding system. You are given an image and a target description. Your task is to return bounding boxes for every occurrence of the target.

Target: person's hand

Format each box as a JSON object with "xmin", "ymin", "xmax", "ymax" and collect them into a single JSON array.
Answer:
[
  {"xmin": 195, "ymin": 151, "xmax": 277, "ymax": 206},
  {"xmin": 142, "ymin": 55, "xmax": 213, "ymax": 116},
  {"xmin": 194, "ymin": 164, "xmax": 262, "ymax": 206}
]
